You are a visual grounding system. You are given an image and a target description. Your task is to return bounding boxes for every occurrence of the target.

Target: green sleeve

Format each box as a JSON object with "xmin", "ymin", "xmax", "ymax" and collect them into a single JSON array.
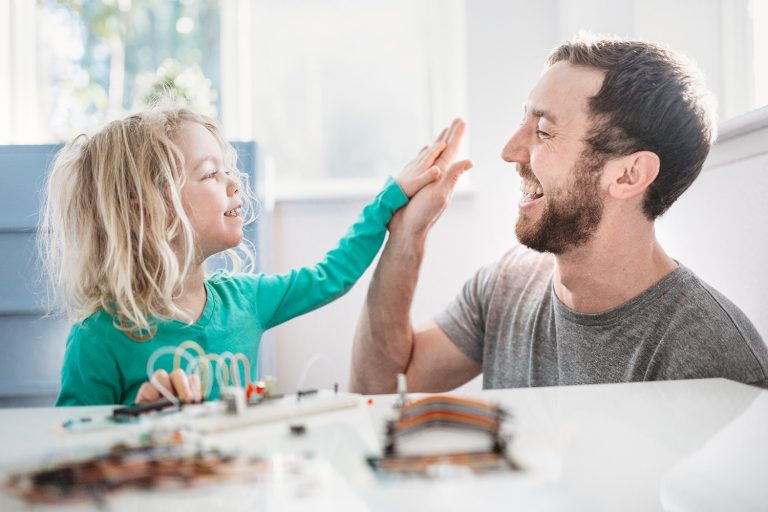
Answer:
[
  {"xmin": 56, "ymin": 324, "xmax": 122, "ymax": 406},
  {"xmin": 255, "ymin": 177, "xmax": 408, "ymax": 329}
]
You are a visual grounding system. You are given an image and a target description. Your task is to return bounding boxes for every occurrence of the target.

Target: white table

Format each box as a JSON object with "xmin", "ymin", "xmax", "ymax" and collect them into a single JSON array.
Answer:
[{"xmin": 0, "ymin": 378, "xmax": 765, "ymax": 511}]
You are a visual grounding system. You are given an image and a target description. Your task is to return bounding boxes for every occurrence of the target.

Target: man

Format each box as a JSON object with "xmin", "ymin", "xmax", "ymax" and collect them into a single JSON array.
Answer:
[{"xmin": 349, "ymin": 38, "xmax": 768, "ymax": 393}]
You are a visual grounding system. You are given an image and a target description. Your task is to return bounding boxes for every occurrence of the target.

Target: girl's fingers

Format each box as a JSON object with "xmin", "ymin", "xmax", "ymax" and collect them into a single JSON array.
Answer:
[
  {"xmin": 170, "ymin": 368, "xmax": 192, "ymax": 402},
  {"xmin": 189, "ymin": 373, "xmax": 202, "ymax": 403},
  {"xmin": 151, "ymin": 369, "xmax": 173, "ymax": 397},
  {"xmin": 418, "ymin": 140, "xmax": 448, "ymax": 167},
  {"xmin": 420, "ymin": 165, "xmax": 441, "ymax": 186},
  {"xmin": 136, "ymin": 382, "xmax": 160, "ymax": 403},
  {"xmin": 406, "ymin": 166, "xmax": 441, "ymax": 197}
]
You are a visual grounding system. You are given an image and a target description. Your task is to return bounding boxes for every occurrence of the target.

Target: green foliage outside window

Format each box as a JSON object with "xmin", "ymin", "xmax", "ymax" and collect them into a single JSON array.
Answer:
[{"xmin": 40, "ymin": 0, "xmax": 220, "ymax": 139}]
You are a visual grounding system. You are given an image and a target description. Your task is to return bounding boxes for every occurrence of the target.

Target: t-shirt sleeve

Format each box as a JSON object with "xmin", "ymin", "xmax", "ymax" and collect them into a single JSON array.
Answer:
[
  {"xmin": 434, "ymin": 260, "xmax": 499, "ymax": 364},
  {"xmin": 250, "ymin": 177, "xmax": 408, "ymax": 329},
  {"xmin": 56, "ymin": 324, "xmax": 122, "ymax": 406}
]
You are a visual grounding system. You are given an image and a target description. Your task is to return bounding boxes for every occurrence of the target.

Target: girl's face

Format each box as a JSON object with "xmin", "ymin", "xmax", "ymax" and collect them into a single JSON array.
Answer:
[{"xmin": 175, "ymin": 121, "xmax": 243, "ymax": 260}]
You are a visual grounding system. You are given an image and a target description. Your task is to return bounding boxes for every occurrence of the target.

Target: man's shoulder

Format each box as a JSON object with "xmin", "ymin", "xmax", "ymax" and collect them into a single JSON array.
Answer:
[
  {"xmin": 460, "ymin": 245, "xmax": 554, "ymax": 307},
  {"xmin": 655, "ymin": 265, "xmax": 768, "ymax": 383},
  {"xmin": 670, "ymin": 265, "xmax": 762, "ymax": 338}
]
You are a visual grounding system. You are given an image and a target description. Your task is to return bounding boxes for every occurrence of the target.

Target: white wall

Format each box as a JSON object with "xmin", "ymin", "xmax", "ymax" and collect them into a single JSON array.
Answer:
[
  {"xmin": 266, "ymin": 0, "xmax": 767, "ymax": 394},
  {"xmin": 657, "ymin": 128, "xmax": 768, "ymax": 343}
]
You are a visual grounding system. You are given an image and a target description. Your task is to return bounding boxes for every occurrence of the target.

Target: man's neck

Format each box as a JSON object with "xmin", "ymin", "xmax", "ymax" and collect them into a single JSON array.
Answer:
[{"xmin": 552, "ymin": 221, "xmax": 677, "ymax": 314}]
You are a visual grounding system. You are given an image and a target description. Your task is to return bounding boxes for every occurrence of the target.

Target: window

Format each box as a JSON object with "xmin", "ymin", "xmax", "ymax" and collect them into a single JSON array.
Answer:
[
  {"xmin": 749, "ymin": 0, "xmax": 768, "ymax": 113},
  {"xmin": 718, "ymin": 0, "xmax": 768, "ymax": 122},
  {"xmin": 3, "ymin": 0, "xmax": 467, "ymax": 198},
  {"xmin": 1, "ymin": 0, "xmax": 221, "ymax": 143},
  {"xmin": 219, "ymin": 0, "xmax": 468, "ymax": 198}
]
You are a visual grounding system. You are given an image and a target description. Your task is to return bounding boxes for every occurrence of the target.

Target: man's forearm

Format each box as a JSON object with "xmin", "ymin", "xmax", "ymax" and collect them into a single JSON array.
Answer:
[{"xmin": 350, "ymin": 228, "xmax": 427, "ymax": 394}]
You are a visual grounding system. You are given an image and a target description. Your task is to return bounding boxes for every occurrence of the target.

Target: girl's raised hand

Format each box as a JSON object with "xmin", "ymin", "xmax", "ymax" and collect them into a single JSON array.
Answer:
[{"xmin": 395, "ymin": 120, "xmax": 465, "ymax": 198}]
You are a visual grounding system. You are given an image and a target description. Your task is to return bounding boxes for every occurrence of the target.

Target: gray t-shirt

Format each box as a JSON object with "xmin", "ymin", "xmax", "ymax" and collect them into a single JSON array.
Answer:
[{"xmin": 435, "ymin": 245, "xmax": 768, "ymax": 389}]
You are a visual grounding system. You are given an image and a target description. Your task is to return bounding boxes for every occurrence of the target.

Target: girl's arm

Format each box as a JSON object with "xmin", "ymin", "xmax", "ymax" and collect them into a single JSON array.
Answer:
[
  {"xmin": 252, "ymin": 176, "xmax": 405, "ymax": 330},
  {"xmin": 250, "ymin": 120, "xmax": 470, "ymax": 330}
]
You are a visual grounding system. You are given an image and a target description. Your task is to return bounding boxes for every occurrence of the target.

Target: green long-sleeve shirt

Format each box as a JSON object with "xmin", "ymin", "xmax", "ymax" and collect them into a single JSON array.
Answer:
[{"xmin": 56, "ymin": 177, "xmax": 407, "ymax": 406}]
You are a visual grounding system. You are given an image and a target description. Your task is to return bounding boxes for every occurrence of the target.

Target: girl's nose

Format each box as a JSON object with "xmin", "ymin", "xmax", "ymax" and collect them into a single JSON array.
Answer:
[{"xmin": 227, "ymin": 173, "xmax": 240, "ymax": 196}]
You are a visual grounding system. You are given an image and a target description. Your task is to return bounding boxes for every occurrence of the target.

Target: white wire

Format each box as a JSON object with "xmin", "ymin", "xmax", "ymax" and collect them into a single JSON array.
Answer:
[
  {"xmin": 146, "ymin": 344, "xmax": 257, "ymax": 401},
  {"xmin": 295, "ymin": 353, "xmax": 338, "ymax": 392},
  {"xmin": 146, "ymin": 346, "xmax": 197, "ymax": 407}
]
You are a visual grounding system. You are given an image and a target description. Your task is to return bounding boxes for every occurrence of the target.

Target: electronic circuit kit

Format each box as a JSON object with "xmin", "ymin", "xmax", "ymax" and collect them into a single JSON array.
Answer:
[{"xmin": 3, "ymin": 340, "xmax": 520, "ymax": 506}]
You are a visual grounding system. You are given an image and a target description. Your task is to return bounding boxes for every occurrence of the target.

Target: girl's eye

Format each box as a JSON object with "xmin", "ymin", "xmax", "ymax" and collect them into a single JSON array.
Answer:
[{"xmin": 204, "ymin": 170, "xmax": 218, "ymax": 180}]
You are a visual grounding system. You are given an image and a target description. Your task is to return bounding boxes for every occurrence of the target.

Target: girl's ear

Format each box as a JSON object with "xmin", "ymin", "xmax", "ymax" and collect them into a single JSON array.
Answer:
[{"xmin": 606, "ymin": 151, "xmax": 660, "ymax": 200}]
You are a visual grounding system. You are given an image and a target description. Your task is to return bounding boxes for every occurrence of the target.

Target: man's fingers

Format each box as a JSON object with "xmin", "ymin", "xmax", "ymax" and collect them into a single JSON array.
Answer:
[
  {"xmin": 445, "ymin": 119, "xmax": 466, "ymax": 150},
  {"xmin": 170, "ymin": 368, "xmax": 192, "ymax": 403},
  {"xmin": 435, "ymin": 119, "xmax": 466, "ymax": 167},
  {"xmin": 417, "ymin": 140, "xmax": 448, "ymax": 166},
  {"xmin": 443, "ymin": 159, "xmax": 474, "ymax": 184},
  {"xmin": 136, "ymin": 382, "xmax": 161, "ymax": 403}
]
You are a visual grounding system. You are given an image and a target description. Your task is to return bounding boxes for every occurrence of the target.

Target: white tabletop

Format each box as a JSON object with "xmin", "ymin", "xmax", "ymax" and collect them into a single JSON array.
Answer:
[{"xmin": 0, "ymin": 378, "xmax": 765, "ymax": 512}]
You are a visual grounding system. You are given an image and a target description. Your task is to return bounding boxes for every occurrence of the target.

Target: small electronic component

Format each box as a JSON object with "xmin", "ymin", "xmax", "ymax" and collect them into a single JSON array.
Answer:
[
  {"xmin": 221, "ymin": 386, "xmax": 246, "ymax": 415},
  {"xmin": 289, "ymin": 424, "xmax": 307, "ymax": 436},
  {"xmin": 112, "ymin": 398, "xmax": 180, "ymax": 422},
  {"xmin": 369, "ymin": 395, "xmax": 517, "ymax": 477},
  {"xmin": 296, "ymin": 388, "xmax": 318, "ymax": 401},
  {"xmin": 394, "ymin": 373, "xmax": 408, "ymax": 408},
  {"xmin": 5, "ymin": 442, "xmax": 267, "ymax": 504}
]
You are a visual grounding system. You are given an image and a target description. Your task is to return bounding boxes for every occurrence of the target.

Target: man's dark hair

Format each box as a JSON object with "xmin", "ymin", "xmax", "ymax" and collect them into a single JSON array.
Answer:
[{"xmin": 548, "ymin": 38, "xmax": 715, "ymax": 219}]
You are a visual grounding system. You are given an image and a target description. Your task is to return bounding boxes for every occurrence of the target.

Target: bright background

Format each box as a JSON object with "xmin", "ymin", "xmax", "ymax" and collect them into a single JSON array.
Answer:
[{"xmin": 1, "ymin": 0, "xmax": 767, "ymax": 394}]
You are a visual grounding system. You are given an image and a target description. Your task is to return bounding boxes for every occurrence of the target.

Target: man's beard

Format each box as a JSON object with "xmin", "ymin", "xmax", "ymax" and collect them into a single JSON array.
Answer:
[{"xmin": 515, "ymin": 155, "xmax": 604, "ymax": 255}]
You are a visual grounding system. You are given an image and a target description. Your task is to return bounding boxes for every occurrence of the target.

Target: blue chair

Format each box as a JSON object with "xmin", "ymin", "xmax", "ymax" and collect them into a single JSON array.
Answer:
[{"xmin": 0, "ymin": 141, "xmax": 270, "ymax": 407}]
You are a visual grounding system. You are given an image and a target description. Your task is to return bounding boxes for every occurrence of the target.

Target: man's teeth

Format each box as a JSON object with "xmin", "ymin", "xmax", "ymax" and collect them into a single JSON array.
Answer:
[
  {"xmin": 224, "ymin": 207, "xmax": 241, "ymax": 217},
  {"xmin": 519, "ymin": 181, "xmax": 544, "ymax": 198}
]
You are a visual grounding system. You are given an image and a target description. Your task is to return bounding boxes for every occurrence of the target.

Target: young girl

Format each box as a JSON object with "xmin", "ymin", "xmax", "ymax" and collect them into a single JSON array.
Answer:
[{"xmin": 44, "ymin": 108, "xmax": 468, "ymax": 406}]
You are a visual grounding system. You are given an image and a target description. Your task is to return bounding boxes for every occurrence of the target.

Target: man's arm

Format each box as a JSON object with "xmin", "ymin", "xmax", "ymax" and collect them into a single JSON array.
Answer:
[
  {"xmin": 350, "ymin": 228, "xmax": 482, "ymax": 392},
  {"xmin": 349, "ymin": 120, "xmax": 480, "ymax": 394}
]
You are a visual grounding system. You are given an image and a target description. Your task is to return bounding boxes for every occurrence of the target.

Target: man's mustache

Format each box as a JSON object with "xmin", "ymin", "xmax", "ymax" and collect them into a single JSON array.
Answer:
[{"xmin": 517, "ymin": 163, "xmax": 537, "ymax": 182}]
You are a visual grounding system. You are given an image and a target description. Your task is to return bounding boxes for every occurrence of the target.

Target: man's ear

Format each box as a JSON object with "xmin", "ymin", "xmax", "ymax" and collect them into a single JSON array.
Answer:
[{"xmin": 606, "ymin": 151, "xmax": 660, "ymax": 200}]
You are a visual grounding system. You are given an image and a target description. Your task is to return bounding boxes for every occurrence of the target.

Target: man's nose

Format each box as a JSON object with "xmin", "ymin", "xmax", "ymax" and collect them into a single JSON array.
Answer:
[{"xmin": 500, "ymin": 125, "xmax": 530, "ymax": 164}]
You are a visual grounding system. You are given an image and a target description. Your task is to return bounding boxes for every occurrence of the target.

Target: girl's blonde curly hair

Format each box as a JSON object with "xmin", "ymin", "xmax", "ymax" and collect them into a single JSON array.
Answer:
[{"xmin": 40, "ymin": 108, "xmax": 257, "ymax": 340}]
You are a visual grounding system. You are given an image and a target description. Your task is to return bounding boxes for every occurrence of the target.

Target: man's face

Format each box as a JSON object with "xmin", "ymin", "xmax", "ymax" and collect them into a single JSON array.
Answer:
[{"xmin": 501, "ymin": 61, "xmax": 607, "ymax": 254}]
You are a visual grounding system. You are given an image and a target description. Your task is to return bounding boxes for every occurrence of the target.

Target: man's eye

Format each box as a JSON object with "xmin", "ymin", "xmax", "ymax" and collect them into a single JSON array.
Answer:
[{"xmin": 536, "ymin": 129, "xmax": 551, "ymax": 138}]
